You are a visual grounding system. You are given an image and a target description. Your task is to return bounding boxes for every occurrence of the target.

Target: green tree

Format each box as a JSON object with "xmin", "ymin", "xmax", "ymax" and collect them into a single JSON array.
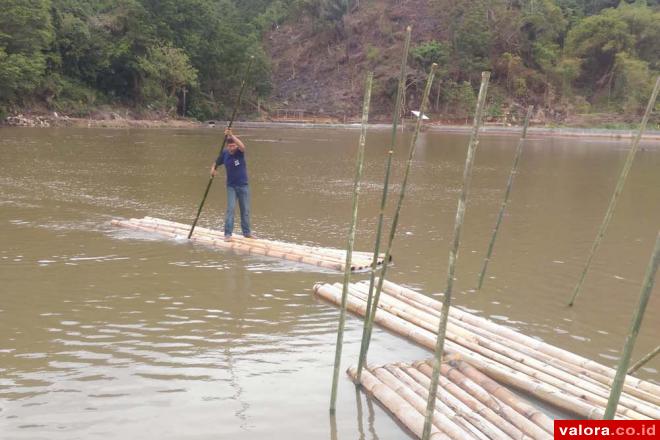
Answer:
[
  {"xmin": 138, "ymin": 44, "xmax": 198, "ymax": 111},
  {"xmin": 0, "ymin": 0, "xmax": 53, "ymax": 104}
]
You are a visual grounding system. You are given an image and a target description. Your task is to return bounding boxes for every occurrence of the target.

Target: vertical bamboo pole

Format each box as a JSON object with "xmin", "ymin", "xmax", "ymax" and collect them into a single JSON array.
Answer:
[
  {"xmin": 329, "ymin": 72, "xmax": 374, "ymax": 413},
  {"xmin": 568, "ymin": 76, "xmax": 660, "ymax": 306},
  {"xmin": 628, "ymin": 344, "xmax": 660, "ymax": 375},
  {"xmin": 604, "ymin": 232, "xmax": 659, "ymax": 419},
  {"xmin": 477, "ymin": 106, "xmax": 533, "ymax": 289},
  {"xmin": 422, "ymin": 71, "xmax": 491, "ymax": 440},
  {"xmin": 356, "ymin": 26, "xmax": 412, "ymax": 382},
  {"xmin": 357, "ymin": 64, "xmax": 438, "ymax": 378}
]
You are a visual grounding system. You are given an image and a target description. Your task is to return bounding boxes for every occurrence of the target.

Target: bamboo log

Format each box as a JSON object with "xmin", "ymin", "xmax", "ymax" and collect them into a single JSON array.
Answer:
[
  {"xmin": 358, "ymin": 25, "xmax": 412, "ymax": 382},
  {"xmin": 360, "ymin": 63, "xmax": 438, "ymax": 381},
  {"xmin": 388, "ymin": 364, "xmax": 527, "ymax": 440},
  {"xmin": 569, "ymin": 76, "xmax": 660, "ymax": 306},
  {"xmin": 446, "ymin": 359, "xmax": 553, "ymax": 434},
  {"xmin": 314, "ymin": 283, "xmax": 612, "ymax": 419},
  {"xmin": 443, "ymin": 311, "xmax": 660, "ymax": 416},
  {"xmin": 139, "ymin": 217, "xmax": 378, "ymax": 267},
  {"xmin": 477, "ymin": 106, "xmax": 533, "ymax": 289},
  {"xmin": 144, "ymin": 216, "xmax": 382, "ymax": 261},
  {"xmin": 378, "ymin": 279, "xmax": 660, "ymax": 400},
  {"xmin": 423, "ymin": 71, "xmax": 491, "ymax": 440},
  {"xmin": 347, "ymin": 366, "xmax": 449, "ymax": 440},
  {"xmin": 112, "ymin": 217, "xmax": 379, "ymax": 271},
  {"xmin": 330, "ymin": 73, "xmax": 373, "ymax": 413},
  {"xmin": 604, "ymin": 232, "xmax": 660, "ymax": 419},
  {"xmin": 628, "ymin": 345, "xmax": 660, "ymax": 375},
  {"xmin": 341, "ymin": 283, "xmax": 658, "ymax": 419},
  {"xmin": 370, "ymin": 366, "xmax": 480, "ymax": 439}
]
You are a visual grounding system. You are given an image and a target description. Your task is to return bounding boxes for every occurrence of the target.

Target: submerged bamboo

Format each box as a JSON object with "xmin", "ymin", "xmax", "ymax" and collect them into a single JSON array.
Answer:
[
  {"xmin": 422, "ymin": 71, "xmax": 490, "ymax": 440},
  {"xmin": 628, "ymin": 344, "xmax": 660, "ymax": 375},
  {"xmin": 477, "ymin": 106, "xmax": 533, "ymax": 289},
  {"xmin": 359, "ymin": 64, "xmax": 438, "ymax": 380},
  {"xmin": 330, "ymin": 72, "xmax": 373, "ymax": 413},
  {"xmin": 568, "ymin": 76, "xmax": 660, "ymax": 306},
  {"xmin": 604, "ymin": 232, "xmax": 660, "ymax": 419},
  {"xmin": 188, "ymin": 56, "xmax": 255, "ymax": 239},
  {"xmin": 357, "ymin": 25, "xmax": 412, "ymax": 382}
]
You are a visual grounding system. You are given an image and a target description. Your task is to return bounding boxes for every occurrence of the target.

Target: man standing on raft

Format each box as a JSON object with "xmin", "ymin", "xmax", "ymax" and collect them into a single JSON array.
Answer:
[{"xmin": 211, "ymin": 128, "xmax": 254, "ymax": 241}]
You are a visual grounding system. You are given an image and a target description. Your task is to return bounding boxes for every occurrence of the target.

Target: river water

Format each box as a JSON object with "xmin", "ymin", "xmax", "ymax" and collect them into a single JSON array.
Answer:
[{"xmin": 1, "ymin": 126, "xmax": 658, "ymax": 439}]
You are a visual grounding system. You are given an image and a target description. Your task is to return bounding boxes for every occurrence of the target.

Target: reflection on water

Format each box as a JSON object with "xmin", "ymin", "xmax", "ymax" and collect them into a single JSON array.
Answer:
[{"xmin": 1, "ymin": 127, "xmax": 659, "ymax": 439}]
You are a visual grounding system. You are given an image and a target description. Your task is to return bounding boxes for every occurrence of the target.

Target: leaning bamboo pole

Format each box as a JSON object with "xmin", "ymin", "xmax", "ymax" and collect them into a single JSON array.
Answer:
[
  {"xmin": 347, "ymin": 366, "xmax": 450, "ymax": 440},
  {"xmin": 329, "ymin": 72, "xmax": 373, "ymax": 413},
  {"xmin": 357, "ymin": 25, "xmax": 412, "ymax": 382},
  {"xmin": 477, "ymin": 106, "xmax": 533, "ymax": 289},
  {"xmin": 359, "ymin": 63, "xmax": 438, "ymax": 378},
  {"xmin": 568, "ymin": 76, "xmax": 660, "ymax": 306},
  {"xmin": 423, "ymin": 71, "xmax": 490, "ymax": 440},
  {"xmin": 604, "ymin": 232, "xmax": 660, "ymax": 419},
  {"xmin": 628, "ymin": 344, "xmax": 660, "ymax": 375}
]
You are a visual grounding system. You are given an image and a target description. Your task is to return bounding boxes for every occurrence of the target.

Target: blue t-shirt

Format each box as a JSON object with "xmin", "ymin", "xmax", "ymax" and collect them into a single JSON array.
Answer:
[{"xmin": 216, "ymin": 149, "xmax": 248, "ymax": 187}]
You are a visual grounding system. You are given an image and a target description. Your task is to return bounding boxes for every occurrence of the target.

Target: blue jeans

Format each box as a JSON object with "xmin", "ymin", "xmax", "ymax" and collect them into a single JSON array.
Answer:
[{"xmin": 225, "ymin": 184, "xmax": 251, "ymax": 237}]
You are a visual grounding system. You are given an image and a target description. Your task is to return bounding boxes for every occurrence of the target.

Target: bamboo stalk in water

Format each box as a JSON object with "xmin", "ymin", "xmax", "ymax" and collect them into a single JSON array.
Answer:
[
  {"xmin": 423, "ymin": 71, "xmax": 490, "ymax": 440},
  {"xmin": 628, "ymin": 344, "xmax": 660, "ymax": 375},
  {"xmin": 477, "ymin": 106, "xmax": 533, "ymax": 289},
  {"xmin": 359, "ymin": 63, "xmax": 438, "ymax": 378},
  {"xmin": 357, "ymin": 25, "xmax": 412, "ymax": 382},
  {"xmin": 604, "ymin": 232, "xmax": 660, "ymax": 419},
  {"xmin": 569, "ymin": 76, "xmax": 660, "ymax": 306},
  {"xmin": 330, "ymin": 72, "xmax": 373, "ymax": 413}
]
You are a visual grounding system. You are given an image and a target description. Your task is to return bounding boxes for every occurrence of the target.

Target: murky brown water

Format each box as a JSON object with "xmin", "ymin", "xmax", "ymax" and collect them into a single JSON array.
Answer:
[{"xmin": 1, "ymin": 126, "xmax": 659, "ymax": 439}]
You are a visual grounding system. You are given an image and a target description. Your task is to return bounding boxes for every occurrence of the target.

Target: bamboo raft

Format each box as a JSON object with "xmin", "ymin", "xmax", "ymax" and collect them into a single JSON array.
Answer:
[
  {"xmin": 313, "ymin": 280, "xmax": 660, "ymax": 422},
  {"xmin": 351, "ymin": 358, "xmax": 553, "ymax": 440},
  {"xmin": 111, "ymin": 217, "xmax": 389, "ymax": 272}
]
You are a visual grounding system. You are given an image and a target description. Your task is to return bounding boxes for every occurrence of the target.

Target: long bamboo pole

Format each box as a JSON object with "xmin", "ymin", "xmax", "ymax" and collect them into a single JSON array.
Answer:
[
  {"xmin": 477, "ymin": 105, "xmax": 533, "ymax": 289},
  {"xmin": 422, "ymin": 71, "xmax": 491, "ymax": 440},
  {"xmin": 188, "ymin": 56, "xmax": 255, "ymax": 239},
  {"xmin": 357, "ymin": 25, "xmax": 412, "ymax": 382},
  {"xmin": 628, "ymin": 344, "xmax": 660, "ymax": 375},
  {"xmin": 568, "ymin": 76, "xmax": 660, "ymax": 306},
  {"xmin": 604, "ymin": 232, "xmax": 660, "ymax": 419},
  {"xmin": 358, "ymin": 64, "xmax": 438, "ymax": 377},
  {"xmin": 329, "ymin": 72, "xmax": 374, "ymax": 413}
]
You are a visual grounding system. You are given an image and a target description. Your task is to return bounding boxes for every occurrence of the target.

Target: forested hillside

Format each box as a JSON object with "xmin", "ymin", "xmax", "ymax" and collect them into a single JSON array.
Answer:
[{"xmin": 1, "ymin": 0, "xmax": 658, "ymax": 125}]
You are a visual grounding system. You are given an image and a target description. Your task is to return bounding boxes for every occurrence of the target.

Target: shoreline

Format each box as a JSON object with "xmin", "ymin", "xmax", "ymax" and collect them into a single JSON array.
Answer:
[{"xmin": 3, "ymin": 114, "xmax": 660, "ymax": 142}]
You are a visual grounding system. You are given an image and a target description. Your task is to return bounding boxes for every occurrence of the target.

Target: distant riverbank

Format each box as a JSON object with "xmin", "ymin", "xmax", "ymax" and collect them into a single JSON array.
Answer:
[{"xmin": 3, "ymin": 112, "xmax": 659, "ymax": 142}]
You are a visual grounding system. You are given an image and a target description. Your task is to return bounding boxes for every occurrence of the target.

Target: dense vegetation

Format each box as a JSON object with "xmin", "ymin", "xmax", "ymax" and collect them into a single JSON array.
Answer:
[{"xmin": 0, "ymin": 0, "xmax": 658, "ymax": 122}]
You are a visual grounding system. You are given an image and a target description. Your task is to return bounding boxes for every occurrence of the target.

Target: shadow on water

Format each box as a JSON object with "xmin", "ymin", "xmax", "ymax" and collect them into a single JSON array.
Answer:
[
  {"xmin": 329, "ymin": 386, "xmax": 381, "ymax": 440},
  {"xmin": 224, "ymin": 266, "xmax": 252, "ymax": 430}
]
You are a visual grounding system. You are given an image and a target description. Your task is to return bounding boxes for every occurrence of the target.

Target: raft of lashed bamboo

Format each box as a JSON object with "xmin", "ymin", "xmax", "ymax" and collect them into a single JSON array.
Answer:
[
  {"xmin": 313, "ymin": 280, "xmax": 660, "ymax": 421},
  {"xmin": 111, "ymin": 217, "xmax": 389, "ymax": 272},
  {"xmin": 350, "ymin": 357, "xmax": 553, "ymax": 440}
]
